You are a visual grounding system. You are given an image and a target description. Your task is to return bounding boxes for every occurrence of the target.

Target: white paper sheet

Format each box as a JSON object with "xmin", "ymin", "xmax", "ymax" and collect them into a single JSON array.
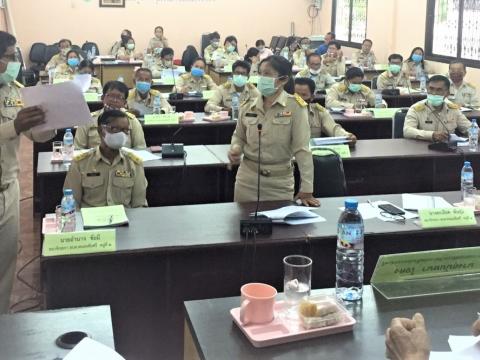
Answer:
[
  {"xmin": 311, "ymin": 136, "xmax": 349, "ymax": 146},
  {"xmin": 275, "ymin": 216, "xmax": 326, "ymax": 225},
  {"xmin": 122, "ymin": 148, "xmax": 160, "ymax": 162},
  {"xmin": 402, "ymin": 194, "xmax": 453, "ymax": 211},
  {"xmin": 256, "ymin": 206, "xmax": 320, "ymax": 221},
  {"xmin": 64, "ymin": 338, "xmax": 125, "ymax": 360},
  {"xmin": 430, "ymin": 352, "xmax": 456, "ymax": 359},
  {"xmin": 21, "ymin": 81, "xmax": 93, "ymax": 133},
  {"xmin": 450, "ymin": 134, "xmax": 468, "ymax": 143},
  {"xmin": 448, "ymin": 335, "xmax": 480, "ymax": 352},
  {"xmin": 73, "ymin": 73, "xmax": 92, "ymax": 93}
]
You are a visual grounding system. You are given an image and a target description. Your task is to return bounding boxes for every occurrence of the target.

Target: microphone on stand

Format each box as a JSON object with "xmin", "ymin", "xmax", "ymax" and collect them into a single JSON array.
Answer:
[
  {"xmin": 428, "ymin": 103, "xmax": 457, "ymax": 152},
  {"xmin": 169, "ymin": 64, "xmax": 184, "ymax": 101}
]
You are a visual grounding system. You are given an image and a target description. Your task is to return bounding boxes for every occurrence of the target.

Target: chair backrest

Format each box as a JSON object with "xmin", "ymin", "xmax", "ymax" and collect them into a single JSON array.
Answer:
[
  {"xmin": 312, "ymin": 148, "xmax": 347, "ymax": 197},
  {"xmin": 44, "ymin": 44, "xmax": 59, "ymax": 63},
  {"xmin": 371, "ymin": 76, "xmax": 378, "ymax": 90},
  {"xmin": 71, "ymin": 45, "xmax": 87, "ymax": 60},
  {"xmin": 275, "ymin": 36, "xmax": 287, "ymax": 52},
  {"xmin": 29, "ymin": 42, "xmax": 47, "ymax": 64},
  {"xmin": 181, "ymin": 45, "xmax": 199, "ymax": 72},
  {"xmin": 201, "ymin": 33, "xmax": 211, "ymax": 57},
  {"xmin": 82, "ymin": 41, "xmax": 100, "ymax": 56},
  {"xmin": 269, "ymin": 36, "xmax": 279, "ymax": 50},
  {"xmin": 392, "ymin": 109, "xmax": 408, "ymax": 139}
]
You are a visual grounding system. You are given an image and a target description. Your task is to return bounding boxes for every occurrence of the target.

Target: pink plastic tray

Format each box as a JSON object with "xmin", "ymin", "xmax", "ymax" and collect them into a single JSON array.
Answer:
[
  {"xmin": 343, "ymin": 112, "xmax": 372, "ymax": 118},
  {"xmin": 230, "ymin": 300, "xmax": 356, "ymax": 348}
]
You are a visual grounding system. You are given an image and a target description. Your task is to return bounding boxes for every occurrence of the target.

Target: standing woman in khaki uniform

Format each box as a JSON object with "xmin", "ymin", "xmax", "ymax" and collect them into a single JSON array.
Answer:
[
  {"xmin": 0, "ymin": 31, "xmax": 55, "ymax": 313},
  {"xmin": 228, "ymin": 55, "xmax": 319, "ymax": 206}
]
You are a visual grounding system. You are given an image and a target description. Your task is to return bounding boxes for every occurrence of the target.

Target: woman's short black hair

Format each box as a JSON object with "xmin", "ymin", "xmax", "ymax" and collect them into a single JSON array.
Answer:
[
  {"xmin": 255, "ymin": 39, "xmax": 265, "ymax": 47},
  {"xmin": 259, "ymin": 55, "xmax": 294, "ymax": 94},
  {"xmin": 294, "ymin": 77, "xmax": 315, "ymax": 96},
  {"xmin": 345, "ymin": 67, "xmax": 364, "ymax": 80},
  {"xmin": 160, "ymin": 47, "xmax": 174, "ymax": 58},
  {"xmin": 232, "ymin": 60, "xmax": 251, "ymax": 74},
  {"xmin": 98, "ymin": 109, "xmax": 127, "ymax": 126},
  {"xmin": 0, "ymin": 31, "xmax": 16, "ymax": 58},
  {"xmin": 224, "ymin": 36, "xmax": 238, "ymax": 51},
  {"xmin": 244, "ymin": 47, "xmax": 259, "ymax": 63},
  {"xmin": 154, "ymin": 26, "xmax": 164, "ymax": 32},
  {"xmin": 79, "ymin": 59, "xmax": 95, "ymax": 72},
  {"xmin": 209, "ymin": 32, "xmax": 220, "ymax": 41},
  {"xmin": 103, "ymin": 80, "xmax": 129, "ymax": 99},
  {"xmin": 66, "ymin": 49, "xmax": 80, "ymax": 58},
  {"xmin": 191, "ymin": 57, "xmax": 206, "ymax": 68}
]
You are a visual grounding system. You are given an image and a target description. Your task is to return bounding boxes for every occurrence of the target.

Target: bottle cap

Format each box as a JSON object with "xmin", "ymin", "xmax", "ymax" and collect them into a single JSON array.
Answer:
[
  {"xmin": 66, "ymin": 128, "xmax": 72, "ymax": 132},
  {"xmin": 345, "ymin": 198, "xmax": 358, "ymax": 210},
  {"xmin": 465, "ymin": 161, "xmax": 471, "ymax": 166},
  {"xmin": 64, "ymin": 188, "xmax": 73, "ymax": 196}
]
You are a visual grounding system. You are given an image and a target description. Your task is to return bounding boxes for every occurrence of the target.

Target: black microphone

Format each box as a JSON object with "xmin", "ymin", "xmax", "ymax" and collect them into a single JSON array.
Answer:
[
  {"xmin": 240, "ymin": 122, "xmax": 272, "ymax": 236},
  {"xmin": 161, "ymin": 126, "xmax": 185, "ymax": 158},
  {"xmin": 169, "ymin": 64, "xmax": 183, "ymax": 101}
]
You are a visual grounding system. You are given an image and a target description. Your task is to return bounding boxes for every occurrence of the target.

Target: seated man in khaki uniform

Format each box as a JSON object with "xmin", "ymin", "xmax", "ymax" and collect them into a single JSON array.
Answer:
[
  {"xmin": 174, "ymin": 57, "xmax": 217, "ymax": 93},
  {"xmin": 352, "ymin": 39, "xmax": 376, "ymax": 68},
  {"xmin": 404, "ymin": 75, "xmax": 471, "ymax": 142},
  {"xmin": 46, "ymin": 38, "xmax": 72, "ymax": 71},
  {"xmin": 321, "ymin": 41, "xmax": 345, "ymax": 77},
  {"xmin": 295, "ymin": 77, "xmax": 357, "ymax": 142},
  {"xmin": 64, "ymin": 110, "xmax": 147, "ymax": 208},
  {"xmin": 377, "ymin": 53, "xmax": 411, "ymax": 90},
  {"xmin": 143, "ymin": 47, "xmax": 176, "ymax": 79},
  {"xmin": 448, "ymin": 61, "xmax": 480, "ymax": 108},
  {"xmin": 74, "ymin": 80, "xmax": 146, "ymax": 150},
  {"xmin": 205, "ymin": 60, "xmax": 260, "ymax": 112},
  {"xmin": 326, "ymin": 67, "xmax": 375, "ymax": 109},
  {"xmin": 295, "ymin": 53, "xmax": 335, "ymax": 93},
  {"xmin": 127, "ymin": 68, "xmax": 172, "ymax": 116},
  {"xmin": 204, "ymin": 32, "xmax": 222, "ymax": 65}
]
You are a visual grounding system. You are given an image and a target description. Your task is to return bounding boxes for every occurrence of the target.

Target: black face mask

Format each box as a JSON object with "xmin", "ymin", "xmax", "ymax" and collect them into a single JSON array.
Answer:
[{"xmin": 121, "ymin": 35, "xmax": 130, "ymax": 44}]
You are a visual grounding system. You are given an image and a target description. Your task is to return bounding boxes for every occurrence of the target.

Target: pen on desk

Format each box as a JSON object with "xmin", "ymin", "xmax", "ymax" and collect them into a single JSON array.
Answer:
[
  {"xmin": 108, "ymin": 215, "xmax": 113, "ymax": 224},
  {"xmin": 367, "ymin": 199, "xmax": 375, "ymax": 208}
]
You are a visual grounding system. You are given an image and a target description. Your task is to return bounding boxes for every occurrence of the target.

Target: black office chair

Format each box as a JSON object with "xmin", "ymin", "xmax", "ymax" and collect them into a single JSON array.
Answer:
[
  {"xmin": 28, "ymin": 42, "xmax": 47, "ymax": 78},
  {"xmin": 371, "ymin": 76, "xmax": 378, "ymax": 90},
  {"xmin": 269, "ymin": 36, "xmax": 279, "ymax": 50},
  {"xmin": 82, "ymin": 41, "xmax": 100, "ymax": 57},
  {"xmin": 44, "ymin": 44, "xmax": 59, "ymax": 64},
  {"xmin": 275, "ymin": 36, "xmax": 287, "ymax": 54},
  {"xmin": 181, "ymin": 45, "xmax": 199, "ymax": 72},
  {"xmin": 392, "ymin": 108, "xmax": 408, "ymax": 138},
  {"xmin": 312, "ymin": 148, "xmax": 347, "ymax": 197}
]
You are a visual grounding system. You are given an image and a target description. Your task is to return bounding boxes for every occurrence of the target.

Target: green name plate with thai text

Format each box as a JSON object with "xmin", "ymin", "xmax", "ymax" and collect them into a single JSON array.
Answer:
[
  {"xmin": 144, "ymin": 114, "xmax": 179, "ymax": 125},
  {"xmin": 419, "ymin": 208, "xmax": 476, "ymax": 229},
  {"xmin": 42, "ymin": 229, "xmax": 116, "ymax": 256}
]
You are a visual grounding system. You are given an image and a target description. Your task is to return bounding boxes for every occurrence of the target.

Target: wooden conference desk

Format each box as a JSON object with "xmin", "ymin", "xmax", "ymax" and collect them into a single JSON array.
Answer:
[
  {"xmin": 0, "ymin": 306, "xmax": 114, "ymax": 359},
  {"xmin": 184, "ymin": 286, "xmax": 479, "ymax": 360},
  {"xmin": 93, "ymin": 60, "xmax": 142, "ymax": 88},
  {"xmin": 313, "ymin": 92, "xmax": 427, "ymax": 108},
  {"xmin": 42, "ymin": 191, "xmax": 480, "ymax": 360}
]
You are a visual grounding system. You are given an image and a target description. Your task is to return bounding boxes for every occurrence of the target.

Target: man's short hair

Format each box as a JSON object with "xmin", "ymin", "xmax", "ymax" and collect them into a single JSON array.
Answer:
[
  {"xmin": 345, "ymin": 67, "xmax": 364, "ymax": 80},
  {"xmin": 388, "ymin": 53, "xmax": 403, "ymax": 62},
  {"xmin": 428, "ymin": 75, "xmax": 450, "ymax": 89},
  {"xmin": 295, "ymin": 77, "xmax": 315, "ymax": 96},
  {"xmin": 98, "ymin": 109, "xmax": 127, "ymax": 126}
]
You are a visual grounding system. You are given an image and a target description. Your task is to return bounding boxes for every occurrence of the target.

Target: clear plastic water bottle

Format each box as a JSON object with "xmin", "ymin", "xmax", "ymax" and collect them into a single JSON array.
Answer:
[
  {"xmin": 374, "ymin": 90, "xmax": 383, "ymax": 108},
  {"xmin": 420, "ymin": 74, "xmax": 427, "ymax": 93},
  {"xmin": 336, "ymin": 199, "xmax": 364, "ymax": 302},
  {"xmin": 153, "ymin": 95, "xmax": 161, "ymax": 114},
  {"xmin": 61, "ymin": 189, "xmax": 76, "ymax": 232},
  {"xmin": 281, "ymin": 47, "xmax": 289, "ymax": 60},
  {"xmin": 461, "ymin": 161, "xmax": 474, "ymax": 200},
  {"xmin": 92, "ymin": 45, "xmax": 97, "ymax": 57},
  {"xmin": 231, "ymin": 92, "xmax": 240, "ymax": 121},
  {"xmin": 63, "ymin": 128, "xmax": 74, "ymax": 166},
  {"xmin": 117, "ymin": 76, "xmax": 125, "ymax": 83},
  {"xmin": 468, "ymin": 119, "xmax": 479, "ymax": 152}
]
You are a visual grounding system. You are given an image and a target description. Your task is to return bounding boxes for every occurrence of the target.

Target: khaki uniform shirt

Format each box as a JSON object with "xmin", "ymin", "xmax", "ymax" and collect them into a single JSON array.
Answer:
[
  {"xmin": 250, "ymin": 62, "xmax": 259, "ymax": 76},
  {"xmin": 143, "ymin": 58, "xmax": 170, "ymax": 79},
  {"xmin": 402, "ymin": 60, "xmax": 432, "ymax": 78},
  {"xmin": 74, "ymin": 109, "xmax": 146, "ymax": 150},
  {"xmin": 377, "ymin": 70, "xmax": 411, "ymax": 90},
  {"xmin": 0, "ymin": 81, "xmax": 55, "ymax": 187},
  {"xmin": 204, "ymin": 44, "xmax": 222, "ymax": 64},
  {"xmin": 308, "ymin": 103, "xmax": 350, "ymax": 138},
  {"xmin": 64, "ymin": 147, "xmax": 147, "ymax": 208},
  {"xmin": 352, "ymin": 50, "xmax": 376, "ymax": 67},
  {"xmin": 53, "ymin": 63, "xmax": 77, "ymax": 81},
  {"xmin": 109, "ymin": 41, "xmax": 122, "ymax": 56},
  {"xmin": 295, "ymin": 68, "xmax": 335, "ymax": 92},
  {"xmin": 404, "ymin": 100, "xmax": 471, "ymax": 141},
  {"xmin": 321, "ymin": 55, "xmax": 346, "ymax": 77},
  {"xmin": 127, "ymin": 88, "xmax": 172, "ymax": 115},
  {"xmin": 174, "ymin": 73, "xmax": 218, "ymax": 93},
  {"xmin": 147, "ymin": 37, "xmax": 169, "ymax": 52},
  {"xmin": 46, "ymin": 53, "xmax": 66, "ymax": 71},
  {"xmin": 231, "ymin": 91, "xmax": 313, "ymax": 193},
  {"xmin": 211, "ymin": 48, "xmax": 241, "ymax": 65},
  {"xmin": 293, "ymin": 49, "xmax": 308, "ymax": 68},
  {"xmin": 86, "ymin": 77, "xmax": 103, "ymax": 94},
  {"xmin": 449, "ymin": 81, "xmax": 480, "ymax": 108},
  {"xmin": 116, "ymin": 47, "xmax": 135, "ymax": 59},
  {"xmin": 205, "ymin": 82, "xmax": 260, "ymax": 112},
  {"xmin": 326, "ymin": 82, "xmax": 375, "ymax": 109}
]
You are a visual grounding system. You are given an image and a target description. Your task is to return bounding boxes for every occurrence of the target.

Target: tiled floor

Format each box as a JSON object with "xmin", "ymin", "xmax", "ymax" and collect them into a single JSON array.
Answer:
[{"xmin": 9, "ymin": 136, "xmax": 43, "ymax": 313}]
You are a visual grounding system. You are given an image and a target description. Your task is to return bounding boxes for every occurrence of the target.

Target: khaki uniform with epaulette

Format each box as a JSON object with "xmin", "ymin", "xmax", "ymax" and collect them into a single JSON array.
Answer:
[
  {"xmin": 377, "ymin": 70, "xmax": 411, "ymax": 90},
  {"xmin": 204, "ymin": 45, "xmax": 223, "ymax": 64},
  {"xmin": 295, "ymin": 68, "xmax": 335, "ymax": 92},
  {"xmin": 0, "ymin": 81, "xmax": 55, "ymax": 313},
  {"xmin": 143, "ymin": 58, "xmax": 169, "ymax": 79},
  {"xmin": 326, "ymin": 82, "xmax": 376, "ymax": 109},
  {"xmin": 87, "ymin": 77, "xmax": 103, "ymax": 94},
  {"xmin": 46, "ymin": 53, "xmax": 66, "ymax": 71},
  {"xmin": 403, "ymin": 100, "xmax": 471, "ymax": 141},
  {"xmin": 321, "ymin": 55, "xmax": 346, "ymax": 77},
  {"xmin": 352, "ymin": 51, "xmax": 376, "ymax": 67},
  {"xmin": 74, "ymin": 109, "xmax": 146, "ymax": 150},
  {"xmin": 174, "ymin": 73, "xmax": 218, "ymax": 93},
  {"xmin": 449, "ymin": 81, "xmax": 480, "ymax": 108},
  {"xmin": 308, "ymin": 103, "xmax": 351, "ymax": 138},
  {"xmin": 230, "ymin": 91, "xmax": 313, "ymax": 202},
  {"xmin": 127, "ymin": 88, "xmax": 172, "ymax": 115},
  {"xmin": 64, "ymin": 147, "xmax": 147, "ymax": 208},
  {"xmin": 53, "ymin": 63, "xmax": 77, "ymax": 81},
  {"xmin": 205, "ymin": 81, "xmax": 260, "ymax": 112}
]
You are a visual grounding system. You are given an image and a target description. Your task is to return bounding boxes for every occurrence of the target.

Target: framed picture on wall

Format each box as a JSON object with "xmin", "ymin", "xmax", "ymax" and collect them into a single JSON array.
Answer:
[{"xmin": 99, "ymin": 0, "xmax": 125, "ymax": 7}]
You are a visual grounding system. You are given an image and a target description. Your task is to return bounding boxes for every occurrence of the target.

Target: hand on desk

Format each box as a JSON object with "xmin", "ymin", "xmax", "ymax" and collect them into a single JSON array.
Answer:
[
  {"xmin": 432, "ymin": 131, "xmax": 449, "ymax": 143},
  {"xmin": 294, "ymin": 192, "xmax": 320, "ymax": 207},
  {"xmin": 14, "ymin": 106, "xmax": 46, "ymax": 134},
  {"xmin": 347, "ymin": 133, "xmax": 357, "ymax": 144},
  {"xmin": 385, "ymin": 313, "xmax": 430, "ymax": 360}
]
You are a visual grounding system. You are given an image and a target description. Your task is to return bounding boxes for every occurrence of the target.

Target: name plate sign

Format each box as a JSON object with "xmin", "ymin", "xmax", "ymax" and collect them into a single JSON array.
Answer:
[{"xmin": 42, "ymin": 229, "xmax": 116, "ymax": 257}]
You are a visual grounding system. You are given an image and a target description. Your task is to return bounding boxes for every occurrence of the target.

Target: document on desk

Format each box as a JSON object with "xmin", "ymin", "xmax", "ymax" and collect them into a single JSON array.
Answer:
[
  {"xmin": 21, "ymin": 81, "xmax": 93, "ymax": 133},
  {"xmin": 64, "ymin": 337, "xmax": 125, "ymax": 360},
  {"xmin": 122, "ymin": 148, "xmax": 160, "ymax": 162},
  {"xmin": 402, "ymin": 194, "xmax": 453, "ymax": 211},
  {"xmin": 81, "ymin": 205, "xmax": 129, "ymax": 229},
  {"xmin": 255, "ymin": 205, "xmax": 326, "ymax": 225}
]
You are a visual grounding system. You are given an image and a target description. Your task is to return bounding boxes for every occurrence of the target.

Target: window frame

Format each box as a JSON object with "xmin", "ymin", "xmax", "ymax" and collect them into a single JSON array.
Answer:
[
  {"xmin": 331, "ymin": 0, "xmax": 368, "ymax": 49},
  {"xmin": 425, "ymin": 0, "xmax": 480, "ymax": 68}
]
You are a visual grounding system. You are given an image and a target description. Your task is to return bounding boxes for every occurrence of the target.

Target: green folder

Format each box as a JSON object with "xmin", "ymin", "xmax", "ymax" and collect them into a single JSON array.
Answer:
[
  {"xmin": 366, "ymin": 107, "xmax": 402, "ymax": 119},
  {"xmin": 81, "ymin": 205, "xmax": 129, "ymax": 229},
  {"xmin": 84, "ymin": 93, "xmax": 100, "ymax": 102},
  {"xmin": 144, "ymin": 113, "xmax": 179, "ymax": 125}
]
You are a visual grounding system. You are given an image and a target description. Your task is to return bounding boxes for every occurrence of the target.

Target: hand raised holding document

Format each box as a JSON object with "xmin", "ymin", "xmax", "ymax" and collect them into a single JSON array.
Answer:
[{"xmin": 14, "ymin": 106, "xmax": 46, "ymax": 134}]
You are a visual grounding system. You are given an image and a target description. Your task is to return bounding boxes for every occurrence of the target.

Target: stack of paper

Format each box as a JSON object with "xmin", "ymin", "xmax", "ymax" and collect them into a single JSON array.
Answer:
[
  {"xmin": 64, "ymin": 338, "xmax": 125, "ymax": 360},
  {"xmin": 310, "ymin": 136, "xmax": 349, "ymax": 146},
  {"xmin": 431, "ymin": 335, "xmax": 480, "ymax": 359},
  {"xmin": 122, "ymin": 148, "xmax": 161, "ymax": 162},
  {"xmin": 402, "ymin": 194, "xmax": 453, "ymax": 211},
  {"xmin": 255, "ymin": 206, "xmax": 325, "ymax": 225},
  {"xmin": 81, "ymin": 205, "xmax": 129, "ymax": 229}
]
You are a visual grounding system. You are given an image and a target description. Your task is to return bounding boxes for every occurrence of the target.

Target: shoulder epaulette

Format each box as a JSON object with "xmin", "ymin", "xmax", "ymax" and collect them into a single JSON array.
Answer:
[
  {"xmin": 247, "ymin": 83, "xmax": 255, "ymax": 89},
  {"xmin": 447, "ymin": 102, "xmax": 460, "ymax": 110},
  {"xmin": 315, "ymin": 103, "xmax": 326, "ymax": 112},
  {"xmin": 180, "ymin": 73, "xmax": 190, "ymax": 79},
  {"xmin": 294, "ymin": 93, "xmax": 307, "ymax": 107},
  {"xmin": 223, "ymin": 82, "xmax": 232, "ymax": 89},
  {"xmin": 13, "ymin": 80, "xmax": 24, "ymax": 88},
  {"xmin": 124, "ymin": 110, "xmax": 136, "ymax": 119},
  {"xmin": 414, "ymin": 102, "xmax": 426, "ymax": 111},
  {"xmin": 337, "ymin": 83, "xmax": 347, "ymax": 92},
  {"xmin": 127, "ymin": 89, "xmax": 136, "ymax": 100},
  {"xmin": 123, "ymin": 150, "xmax": 143, "ymax": 164},
  {"xmin": 73, "ymin": 149, "xmax": 94, "ymax": 162},
  {"xmin": 91, "ymin": 109, "xmax": 102, "ymax": 117},
  {"xmin": 150, "ymin": 89, "xmax": 161, "ymax": 96},
  {"xmin": 204, "ymin": 74, "xmax": 213, "ymax": 81},
  {"xmin": 360, "ymin": 84, "xmax": 370, "ymax": 94}
]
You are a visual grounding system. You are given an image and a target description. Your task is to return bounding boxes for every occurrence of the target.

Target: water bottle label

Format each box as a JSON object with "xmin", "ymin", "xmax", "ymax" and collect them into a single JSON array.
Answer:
[{"xmin": 338, "ymin": 225, "xmax": 364, "ymax": 250}]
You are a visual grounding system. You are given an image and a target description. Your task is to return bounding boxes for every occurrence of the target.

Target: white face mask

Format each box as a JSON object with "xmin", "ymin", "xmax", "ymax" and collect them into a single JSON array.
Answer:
[
  {"xmin": 104, "ymin": 131, "xmax": 128, "ymax": 150},
  {"xmin": 309, "ymin": 68, "xmax": 321, "ymax": 75}
]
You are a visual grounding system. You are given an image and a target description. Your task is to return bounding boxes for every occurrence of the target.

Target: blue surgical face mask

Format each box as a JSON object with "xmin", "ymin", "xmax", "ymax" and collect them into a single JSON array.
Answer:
[
  {"xmin": 0, "ymin": 61, "xmax": 21, "ymax": 84},
  {"xmin": 257, "ymin": 76, "xmax": 278, "ymax": 97},
  {"xmin": 67, "ymin": 58, "xmax": 79, "ymax": 68},
  {"xmin": 191, "ymin": 67, "xmax": 205, "ymax": 77},
  {"xmin": 233, "ymin": 74, "xmax": 247, "ymax": 87},
  {"xmin": 136, "ymin": 81, "xmax": 151, "ymax": 94},
  {"xmin": 412, "ymin": 53, "xmax": 423, "ymax": 63},
  {"xmin": 348, "ymin": 83, "xmax": 362, "ymax": 93},
  {"xmin": 427, "ymin": 94, "xmax": 444, "ymax": 107}
]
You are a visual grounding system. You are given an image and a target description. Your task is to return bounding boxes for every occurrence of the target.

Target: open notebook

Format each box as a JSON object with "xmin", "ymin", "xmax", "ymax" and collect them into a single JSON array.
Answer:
[{"xmin": 81, "ymin": 205, "xmax": 129, "ymax": 229}]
